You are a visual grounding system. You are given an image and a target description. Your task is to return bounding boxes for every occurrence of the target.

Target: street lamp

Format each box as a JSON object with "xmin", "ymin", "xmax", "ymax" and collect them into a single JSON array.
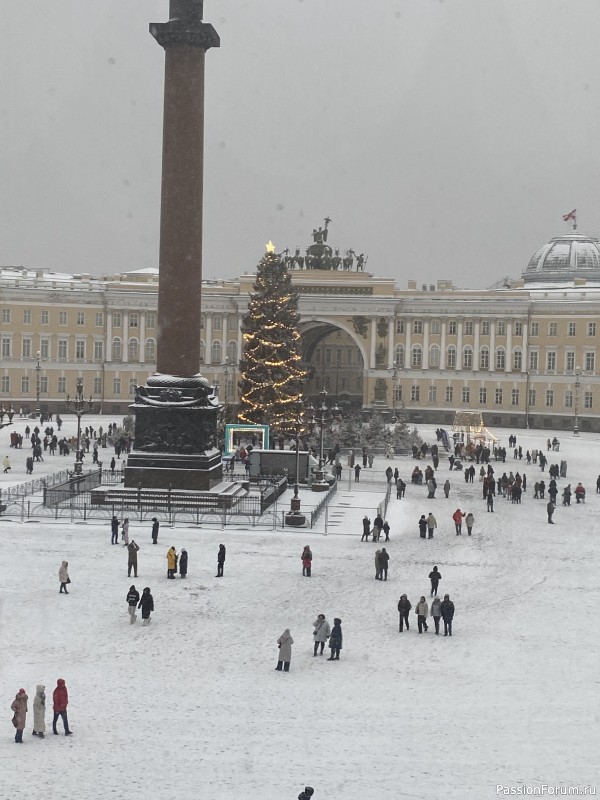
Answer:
[
  {"xmin": 389, "ymin": 357, "xmax": 401, "ymax": 422},
  {"xmin": 35, "ymin": 351, "xmax": 41, "ymax": 417},
  {"xmin": 65, "ymin": 378, "xmax": 95, "ymax": 474},
  {"xmin": 574, "ymin": 367, "xmax": 581, "ymax": 436},
  {"xmin": 312, "ymin": 388, "xmax": 341, "ymax": 492},
  {"xmin": 284, "ymin": 411, "xmax": 311, "ymax": 527}
]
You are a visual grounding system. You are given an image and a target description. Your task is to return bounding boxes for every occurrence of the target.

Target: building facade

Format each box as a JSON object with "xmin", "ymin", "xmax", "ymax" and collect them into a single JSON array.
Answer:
[{"xmin": 1, "ymin": 229, "xmax": 599, "ymax": 431}]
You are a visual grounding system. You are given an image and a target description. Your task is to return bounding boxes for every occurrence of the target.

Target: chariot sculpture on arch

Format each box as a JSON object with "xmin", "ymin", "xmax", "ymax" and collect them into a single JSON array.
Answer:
[{"xmin": 286, "ymin": 219, "xmax": 368, "ymax": 272}]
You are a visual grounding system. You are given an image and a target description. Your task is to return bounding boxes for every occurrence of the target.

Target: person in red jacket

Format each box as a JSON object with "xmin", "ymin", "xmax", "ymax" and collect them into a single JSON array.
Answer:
[
  {"xmin": 452, "ymin": 508, "xmax": 466, "ymax": 535},
  {"xmin": 52, "ymin": 679, "xmax": 73, "ymax": 736}
]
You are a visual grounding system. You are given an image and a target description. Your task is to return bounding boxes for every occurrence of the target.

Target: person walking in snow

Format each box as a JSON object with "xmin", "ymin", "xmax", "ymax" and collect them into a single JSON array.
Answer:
[
  {"xmin": 126, "ymin": 585, "xmax": 140, "ymax": 624},
  {"xmin": 58, "ymin": 561, "xmax": 70, "ymax": 594},
  {"xmin": 11, "ymin": 688, "xmax": 28, "ymax": 743},
  {"xmin": 465, "ymin": 512, "xmax": 474, "ymax": 536},
  {"xmin": 179, "ymin": 548, "xmax": 188, "ymax": 578},
  {"xmin": 121, "ymin": 518, "xmax": 130, "ymax": 546},
  {"xmin": 429, "ymin": 566, "xmax": 442, "ymax": 597},
  {"xmin": 3, "ymin": 455, "xmax": 10, "ymax": 473},
  {"xmin": 354, "ymin": 463, "xmax": 361, "ymax": 482},
  {"xmin": 312, "ymin": 614, "xmax": 331, "ymax": 656},
  {"xmin": 547, "ymin": 500, "xmax": 555, "ymax": 524},
  {"xmin": 111, "ymin": 516, "xmax": 119, "ymax": 545},
  {"xmin": 138, "ymin": 587, "xmax": 154, "ymax": 626},
  {"xmin": 575, "ymin": 483, "xmax": 586, "ymax": 503},
  {"xmin": 32, "ymin": 684, "xmax": 46, "ymax": 738},
  {"xmin": 562, "ymin": 484, "xmax": 572, "ymax": 507},
  {"xmin": 426, "ymin": 512, "xmax": 437, "ymax": 539},
  {"xmin": 327, "ymin": 618, "xmax": 343, "ymax": 660},
  {"xmin": 166, "ymin": 546, "xmax": 177, "ymax": 579},
  {"xmin": 374, "ymin": 549, "xmax": 382, "ymax": 580},
  {"xmin": 382, "ymin": 520, "xmax": 390, "ymax": 541},
  {"xmin": 431, "ymin": 596, "xmax": 442, "ymax": 635},
  {"xmin": 398, "ymin": 594, "xmax": 412, "ymax": 632},
  {"xmin": 127, "ymin": 540, "xmax": 139, "ymax": 578},
  {"xmin": 487, "ymin": 493, "xmax": 494, "ymax": 512},
  {"xmin": 52, "ymin": 679, "xmax": 72, "ymax": 735},
  {"xmin": 361, "ymin": 515, "xmax": 371, "ymax": 542},
  {"xmin": 452, "ymin": 508, "xmax": 465, "ymax": 535},
  {"xmin": 301, "ymin": 545, "xmax": 313, "ymax": 577},
  {"xmin": 151, "ymin": 517, "xmax": 159, "ymax": 544},
  {"xmin": 418, "ymin": 515, "xmax": 427, "ymax": 539},
  {"xmin": 441, "ymin": 594, "xmax": 455, "ymax": 636},
  {"xmin": 216, "ymin": 543, "xmax": 226, "ymax": 577},
  {"xmin": 416, "ymin": 596, "xmax": 429, "ymax": 633},
  {"xmin": 379, "ymin": 548, "xmax": 390, "ymax": 581},
  {"xmin": 443, "ymin": 479, "xmax": 450, "ymax": 498},
  {"xmin": 276, "ymin": 629, "xmax": 294, "ymax": 671}
]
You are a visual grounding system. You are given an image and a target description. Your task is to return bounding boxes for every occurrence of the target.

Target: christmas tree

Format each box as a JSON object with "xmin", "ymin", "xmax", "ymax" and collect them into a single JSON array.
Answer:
[{"xmin": 238, "ymin": 243, "xmax": 306, "ymax": 432}]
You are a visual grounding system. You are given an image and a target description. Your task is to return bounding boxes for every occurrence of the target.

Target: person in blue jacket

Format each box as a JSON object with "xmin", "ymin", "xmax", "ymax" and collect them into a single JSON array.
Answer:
[{"xmin": 327, "ymin": 618, "xmax": 343, "ymax": 661}]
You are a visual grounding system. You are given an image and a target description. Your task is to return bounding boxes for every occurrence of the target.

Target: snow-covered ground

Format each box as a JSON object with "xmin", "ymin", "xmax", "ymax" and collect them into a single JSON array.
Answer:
[{"xmin": 0, "ymin": 417, "xmax": 599, "ymax": 799}]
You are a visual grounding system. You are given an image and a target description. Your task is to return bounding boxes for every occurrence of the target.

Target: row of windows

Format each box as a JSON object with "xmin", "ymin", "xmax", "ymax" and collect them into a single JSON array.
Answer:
[
  {"xmin": 315, "ymin": 347, "xmax": 361, "ymax": 366},
  {"xmin": 200, "ymin": 340, "xmax": 238, "ymax": 364},
  {"xmin": 200, "ymin": 315, "xmax": 239, "ymax": 332},
  {"xmin": 396, "ymin": 319, "xmax": 598, "ymax": 338},
  {"xmin": 0, "ymin": 376, "xmax": 137, "ymax": 396},
  {"xmin": 1, "ymin": 309, "xmax": 159, "ymax": 329},
  {"xmin": 395, "ymin": 344, "xmax": 596, "ymax": 373},
  {"xmin": 395, "ymin": 384, "xmax": 594, "ymax": 409},
  {"xmin": 0, "ymin": 337, "xmax": 158, "ymax": 362}
]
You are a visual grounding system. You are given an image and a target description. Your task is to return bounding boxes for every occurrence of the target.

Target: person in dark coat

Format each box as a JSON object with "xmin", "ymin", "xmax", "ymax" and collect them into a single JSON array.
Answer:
[
  {"xmin": 379, "ymin": 548, "xmax": 390, "ymax": 581},
  {"xmin": 111, "ymin": 516, "xmax": 119, "ymax": 545},
  {"xmin": 151, "ymin": 517, "xmax": 159, "ymax": 544},
  {"xmin": 487, "ymin": 493, "xmax": 494, "ymax": 512},
  {"xmin": 361, "ymin": 515, "xmax": 371, "ymax": 542},
  {"xmin": 418, "ymin": 515, "xmax": 427, "ymax": 538},
  {"xmin": 441, "ymin": 594, "xmax": 455, "ymax": 636},
  {"xmin": 429, "ymin": 566, "xmax": 442, "ymax": 597},
  {"xmin": 127, "ymin": 540, "xmax": 139, "ymax": 578},
  {"xmin": 298, "ymin": 788, "xmax": 315, "ymax": 800},
  {"xmin": 547, "ymin": 500, "xmax": 555, "ymax": 524},
  {"xmin": 327, "ymin": 618, "xmax": 343, "ymax": 660},
  {"xmin": 138, "ymin": 587, "xmax": 154, "ymax": 626},
  {"xmin": 179, "ymin": 548, "xmax": 188, "ymax": 578},
  {"xmin": 52, "ymin": 679, "xmax": 72, "ymax": 735},
  {"xmin": 126, "ymin": 585, "xmax": 140, "ymax": 624},
  {"xmin": 382, "ymin": 521, "xmax": 390, "ymax": 541},
  {"xmin": 354, "ymin": 463, "xmax": 361, "ymax": 482},
  {"xmin": 397, "ymin": 594, "xmax": 411, "ymax": 632},
  {"xmin": 301, "ymin": 545, "xmax": 312, "ymax": 577},
  {"xmin": 216, "ymin": 544, "xmax": 226, "ymax": 577}
]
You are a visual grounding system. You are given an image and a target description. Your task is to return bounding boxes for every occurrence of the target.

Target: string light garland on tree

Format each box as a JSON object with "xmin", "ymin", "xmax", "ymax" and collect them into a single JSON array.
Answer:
[{"xmin": 238, "ymin": 243, "xmax": 307, "ymax": 432}]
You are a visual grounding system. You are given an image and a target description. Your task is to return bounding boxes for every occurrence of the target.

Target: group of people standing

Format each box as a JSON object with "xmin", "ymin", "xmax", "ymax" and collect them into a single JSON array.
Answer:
[
  {"xmin": 10, "ymin": 679, "xmax": 72, "ymax": 743},
  {"xmin": 397, "ymin": 594, "xmax": 455, "ymax": 636},
  {"xmin": 275, "ymin": 616, "xmax": 344, "ymax": 672}
]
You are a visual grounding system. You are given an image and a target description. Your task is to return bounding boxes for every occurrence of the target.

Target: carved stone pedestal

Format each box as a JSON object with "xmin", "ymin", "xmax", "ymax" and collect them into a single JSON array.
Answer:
[{"xmin": 124, "ymin": 374, "xmax": 222, "ymax": 491}]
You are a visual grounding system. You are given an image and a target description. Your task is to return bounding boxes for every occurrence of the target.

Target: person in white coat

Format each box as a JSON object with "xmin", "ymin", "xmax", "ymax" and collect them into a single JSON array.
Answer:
[
  {"xmin": 415, "ymin": 596, "xmax": 429, "ymax": 633},
  {"xmin": 32, "ymin": 685, "xmax": 46, "ymax": 738},
  {"xmin": 276, "ymin": 629, "xmax": 294, "ymax": 672},
  {"xmin": 465, "ymin": 512, "xmax": 474, "ymax": 536},
  {"xmin": 312, "ymin": 614, "xmax": 331, "ymax": 656},
  {"xmin": 121, "ymin": 518, "xmax": 130, "ymax": 546},
  {"xmin": 58, "ymin": 561, "xmax": 70, "ymax": 594}
]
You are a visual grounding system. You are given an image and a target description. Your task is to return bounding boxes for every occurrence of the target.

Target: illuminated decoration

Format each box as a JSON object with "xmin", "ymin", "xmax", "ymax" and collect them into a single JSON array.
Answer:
[
  {"xmin": 224, "ymin": 424, "xmax": 270, "ymax": 456},
  {"xmin": 239, "ymin": 246, "xmax": 307, "ymax": 432},
  {"xmin": 266, "ymin": 240, "xmax": 276, "ymax": 253}
]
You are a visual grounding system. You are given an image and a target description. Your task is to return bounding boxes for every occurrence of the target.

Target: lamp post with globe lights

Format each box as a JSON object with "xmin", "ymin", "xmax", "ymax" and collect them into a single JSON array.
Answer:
[
  {"xmin": 311, "ymin": 389, "xmax": 341, "ymax": 492},
  {"xmin": 574, "ymin": 367, "xmax": 581, "ymax": 436},
  {"xmin": 65, "ymin": 379, "xmax": 95, "ymax": 475}
]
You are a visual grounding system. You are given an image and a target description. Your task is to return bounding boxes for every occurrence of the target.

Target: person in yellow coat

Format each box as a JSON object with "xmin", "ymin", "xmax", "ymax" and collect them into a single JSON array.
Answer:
[{"xmin": 166, "ymin": 546, "xmax": 178, "ymax": 579}]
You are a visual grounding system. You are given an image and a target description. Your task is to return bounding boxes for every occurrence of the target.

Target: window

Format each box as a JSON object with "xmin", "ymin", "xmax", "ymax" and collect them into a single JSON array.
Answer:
[
  {"xmin": 430, "ymin": 319, "xmax": 440, "ymax": 334},
  {"xmin": 529, "ymin": 351, "xmax": 539, "ymax": 371},
  {"xmin": 413, "ymin": 320, "xmax": 422, "ymax": 334},
  {"xmin": 548, "ymin": 322, "xmax": 557, "ymax": 336},
  {"xmin": 21, "ymin": 376, "xmax": 30, "ymax": 393},
  {"xmin": 76, "ymin": 312, "xmax": 85, "ymax": 326},
  {"xmin": 445, "ymin": 386, "xmax": 453, "ymax": 403},
  {"xmin": 59, "ymin": 311, "xmax": 67, "ymax": 325},
  {"xmin": 212, "ymin": 315, "xmax": 223, "ymax": 332},
  {"xmin": 227, "ymin": 315, "xmax": 237, "ymax": 332},
  {"xmin": 76, "ymin": 340, "xmax": 85, "ymax": 360},
  {"xmin": 41, "ymin": 310, "xmax": 49, "ymax": 325},
  {"xmin": 200, "ymin": 315, "xmax": 205, "ymax": 330},
  {"xmin": 395, "ymin": 319, "xmax": 405, "ymax": 334},
  {"xmin": 23, "ymin": 310, "xmax": 32, "ymax": 324},
  {"xmin": 411, "ymin": 345, "xmax": 422, "ymax": 368},
  {"xmin": 585, "ymin": 352, "xmax": 595, "ymax": 372},
  {"xmin": 462, "ymin": 387, "xmax": 470, "ymax": 403},
  {"xmin": 58, "ymin": 377, "xmax": 66, "ymax": 394},
  {"xmin": 40, "ymin": 377, "xmax": 48, "ymax": 394},
  {"xmin": 113, "ymin": 312, "xmax": 122, "ymax": 327},
  {"xmin": 513, "ymin": 350, "xmax": 522, "ymax": 371},
  {"xmin": 584, "ymin": 391, "xmax": 593, "ymax": 409},
  {"xmin": 94, "ymin": 377, "xmax": 102, "ymax": 395},
  {"xmin": 212, "ymin": 340, "xmax": 222, "ymax": 364},
  {"xmin": 146, "ymin": 312, "xmax": 156, "ymax": 329},
  {"xmin": 546, "ymin": 351, "xmax": 556, "ymax": 371},
  {"xmin": 429, "ymin": 345, "xmax": 440, "ymax": 368},
  {"xmin": 112, "ymin": 338, "xmax": 122, "ymax": 361},
  {"xmin": 514, "ymin": 322, "xmax": 523, "ymax": 336},
  {"xmin": 129, "ymin": 379, "xmax": 137, "ymax": 396},
  {"xmin": 479, "ymin": 388, "xmax": 487, "ymax": 404},
  {"xmin": 530, "ymin": 322, "xmax": 539, "ymax": 336},
  {"xmin": 497, "ymin": 321, "xmax": 505, "ymax": 336},
  {"xmin": 479, "ymin": 347, "xmax": 489, "ymax": 369},
  {"xmin": 129, "ymin": 313, "xmax": 138, "ymax": 328},
  {"xmin": 496, "ymin": 348, "xmax": 506, "ymax": 370},
  {"xmin": 113, "ymin": 378, "xmax": 121, "ymax": 395},
  {"xmin": 1, "ymin": 376, "xmax": 10, "ymax": 392},
  {"xmin": 448, "ymin": 321, "xmax": 457, "ymax": 335},
  {"xmin": 335, "ymin": 349, "xmax": 342, "ymax": 367},
  {"xmin": 227, "ymin": 341, "xmax": 237, "ymax": 364},
  {"xmin": 22, "ymin": 338, "xmax": 32, "ymax": 358},
  {"xmin": 566, "ymin": 351, "xmax": 575, "ymax": 372},
  {"xmin": 58, "ymin": 339, "xmax": 68, "ymax": 360},
  {"xmin": 568, "ymin": 322, "xmax": 576, "ymax": 336},
  {"xmin": 495, "ymin": 388, "xmax": 503, "ymax": 405},
  {"xmin": 1, "ymin": 338, "xmax": 10, "ymax": 358},
  {"xmin": 40, "ymin": 339, "xmax": 49, "ymax": 359},
  {"xmin": 428, "ymin": 385, "xmax": 437, "ymax": 402},
  {"xmin": 511, "ymin": 389, "xmax": 519, "ymax": 406},
  {"xmin": 95, "ymin": 312, "xmax": 104, "ymax": 327},
  {"xmin": 393, "ymin": 385, "xmax": 402, "ymax": 402},
  {"xmin": 463, "ymin": 347, "xmax": 473, "ymax": 369},
  {"xmin": 545, "ymin": 389, "xmax": 554, "ymax": 407},
  {"xmin": 94, "ymin": 341, "xmax": 104, "ymax": 361},
  {"xmin": 528, "ymin": 388, "xmax": 536, "ymax": 407},
  {"xmin": 394, "ymin": 345, "xmax": 405, "ymax": 368},
  {"xmin": 146, "ymin": 338, "xmax": 156, "ymax": 361},
  {"xmin": 464, "ymin": 321, "xmax": 473, "ymax": 336},
  {"xmin": 325, "ymin": 349, "xmax": 331, "ymax": 365},
  {"xmin": 2, "ymin": 309, "xmax": 10, "ymax": 324},
  {"xmin": 481, "ymin": 321, "xmax": 490, "ymax": 336},
  {"xmin": 587, "ymin": 322, "xmax": 596, "ymax": 337},
  {"xmin": 411, "ymin": 385, "xmax": 420, "ymax": 402},
  {"xmin": 446, "ymin": 346, "xmax": 456, "ymax": 368},
  {"xmin": 565, "ymin": 390, "xmax": 573, "ymax": 409},
  {"xmin": 128, "ymin": 338, "xmax": 139, "ymax": 361}
]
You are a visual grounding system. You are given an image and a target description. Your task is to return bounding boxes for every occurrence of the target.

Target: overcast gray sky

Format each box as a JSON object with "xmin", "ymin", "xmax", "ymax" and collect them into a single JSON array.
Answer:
[{"xmin": 2, "ymin": 0, "xmax": 600, "ymax": 288}]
